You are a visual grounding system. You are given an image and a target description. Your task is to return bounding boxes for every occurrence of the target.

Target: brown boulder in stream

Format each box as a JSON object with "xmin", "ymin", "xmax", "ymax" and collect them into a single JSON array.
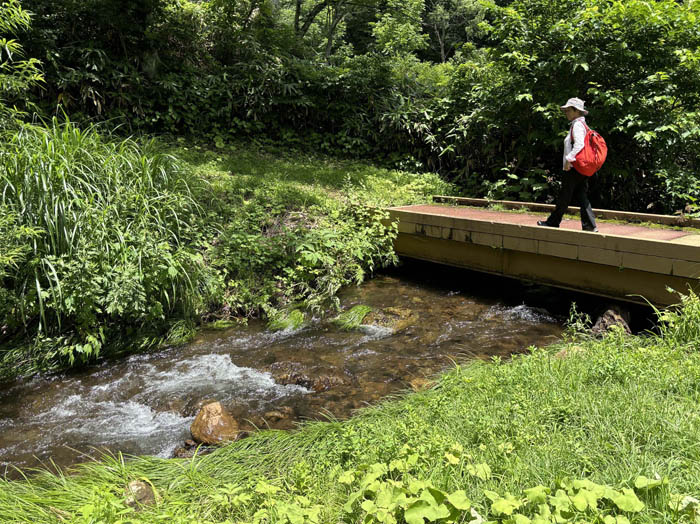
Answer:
[
  {"xmin": 364, "ymin": 307, "xmax": 418, "ymax": 333},
  {"xmin": 190, "ymin": 401, "xmax": 240, "ymax": 445},
  {"xmin": 267, "ymin": 361, "xmax": 351, "ymax": 392}
]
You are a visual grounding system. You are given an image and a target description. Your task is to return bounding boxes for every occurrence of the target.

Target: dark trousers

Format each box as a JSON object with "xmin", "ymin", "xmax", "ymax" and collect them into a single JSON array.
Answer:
[{"xmin": 545, "ymin": 171, "xmax": 597, "ymax": 230}]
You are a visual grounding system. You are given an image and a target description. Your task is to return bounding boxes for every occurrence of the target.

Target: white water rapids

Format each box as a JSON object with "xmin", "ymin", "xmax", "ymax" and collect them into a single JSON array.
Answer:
[{"xmin": 0, "ymin": 353, "xmax": 308, "ymax": 468}]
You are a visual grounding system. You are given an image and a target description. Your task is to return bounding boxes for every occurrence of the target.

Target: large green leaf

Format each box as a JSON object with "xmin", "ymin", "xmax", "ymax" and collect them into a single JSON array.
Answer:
[
  {"xmin": 403, "ymin": 499, "xmax": 451, "ymax": 524},
  {"xmin": 446, "ymin": 490, "xmax": 471, "ymax": 511},
  {"xmin": 491, "ymin": 493, "xmax": 523, "ymax": 516},
  {"xmin": 523, "ymin": 486, "xmax": 549, "ymax": 505},
  {"xmin": 609, "ymin": 489, "xmax": 644, "ymax": 513}
]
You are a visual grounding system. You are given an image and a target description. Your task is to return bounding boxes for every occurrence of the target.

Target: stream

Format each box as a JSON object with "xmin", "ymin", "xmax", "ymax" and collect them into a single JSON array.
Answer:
[{"xmin": 0, "ymin": 261, "xmax": 570, "ymax": 474}]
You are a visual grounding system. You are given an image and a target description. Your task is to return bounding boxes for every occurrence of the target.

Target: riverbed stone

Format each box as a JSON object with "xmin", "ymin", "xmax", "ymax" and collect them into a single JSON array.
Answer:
[
  {"xmin": 554, "ymin": 345, "xmax": 585, "ymax": 359},
  {"xmin": 173, "ymin": 438, "xmax": 205, "ymax": 459},
  {"xmin": 364, "ymin": 307, "xmax": 418, "ymax": 333},
  {"xmin": 408, "ymin": 377, "xmax": 434, "ymax": 391},
  {"xmin": 266, "ymin": 361, "xmax": 352, "ymax": 392},
  {"xmin": 190, "ymin": 401, "xmax": 240, "ymax": 445},
  {"xmin": 173, "ymin": 446, "xmax": 196, "ymax": 459},
  {"xmin": 264, "ymin": 406, "xmax": 294, "ymax": 422},
  {"xmin": 125, "ymin": 480, "xmax": 156, "ymax": 508}
]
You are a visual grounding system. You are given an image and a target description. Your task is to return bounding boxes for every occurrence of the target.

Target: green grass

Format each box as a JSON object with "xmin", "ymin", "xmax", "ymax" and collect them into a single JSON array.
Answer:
[
  {"xmin": 173, "ymin": 141, "xmax": 453, "ymax": 207},
  {"xmin": 2, "ymin": 294, "xmax": 699, "ymax": 523},
  {"xmin": 0, "ymin": 120, "xmax": 213, "ymax": 376}
]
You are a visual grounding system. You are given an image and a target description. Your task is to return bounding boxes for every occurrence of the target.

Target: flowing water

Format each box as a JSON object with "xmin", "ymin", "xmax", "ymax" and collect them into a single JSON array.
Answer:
[{"xmin": 0, "ymin": 262, "xmax": 569, "ymax": 473}]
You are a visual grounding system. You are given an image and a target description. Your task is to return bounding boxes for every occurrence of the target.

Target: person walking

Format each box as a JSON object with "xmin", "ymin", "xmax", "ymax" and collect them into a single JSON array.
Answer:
[{"xmin": 537, "ymin": 97, "xmax": 598, "ymax": 232}]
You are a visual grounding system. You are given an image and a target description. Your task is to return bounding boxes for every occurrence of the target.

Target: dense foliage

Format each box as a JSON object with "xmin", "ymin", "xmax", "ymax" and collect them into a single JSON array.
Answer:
[
  {"xmin": 17, "ymin": 0, "xmax": 700, "ymax": 214},
  {"xmin": 0, "ymin": 0, "xmax": 42, "ymax": 124},
  {"xmin": 2, "ymin": 292, "xmax": 700, "ymax": 522}
]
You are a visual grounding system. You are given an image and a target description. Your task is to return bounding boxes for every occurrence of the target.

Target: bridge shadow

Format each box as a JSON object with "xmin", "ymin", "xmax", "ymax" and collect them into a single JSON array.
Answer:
[{"xmin": 383, "ymin": 258, "xmax": 657, "ymax": 334}]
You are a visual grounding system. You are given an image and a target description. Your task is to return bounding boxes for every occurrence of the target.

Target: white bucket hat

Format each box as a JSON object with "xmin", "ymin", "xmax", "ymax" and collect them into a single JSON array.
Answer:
[{"xmin": 560, "ymin": 97, "xmax": 588, "ymax": 115}]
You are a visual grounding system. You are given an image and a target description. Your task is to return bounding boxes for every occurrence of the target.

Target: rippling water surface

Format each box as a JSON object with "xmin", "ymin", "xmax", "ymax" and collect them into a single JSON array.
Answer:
[{"xmin": 0, "ymin": 262, "xmax": 567, "ymax": 471}]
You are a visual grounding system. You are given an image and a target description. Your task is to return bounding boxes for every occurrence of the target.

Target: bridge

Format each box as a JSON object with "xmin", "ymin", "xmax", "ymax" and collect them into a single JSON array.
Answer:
[{"xmin": 388, "ymin": 196, "xmax": 700, "ymax": 306}]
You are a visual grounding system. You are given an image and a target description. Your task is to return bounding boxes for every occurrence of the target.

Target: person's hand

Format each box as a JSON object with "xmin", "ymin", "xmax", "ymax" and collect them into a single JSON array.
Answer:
[{"xmin": 564, "ymin": 160, "xmax": 571, "ymax": 171}]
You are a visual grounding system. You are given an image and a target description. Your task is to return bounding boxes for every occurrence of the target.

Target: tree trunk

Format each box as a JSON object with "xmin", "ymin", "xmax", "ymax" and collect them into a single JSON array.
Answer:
[
  {"xmin": 299, "ymin": 0, "xmax": 330, "ymax": 37},
  {"xmin": 294, "ymin": 0, "xmax": 302, "ymax": 33},
  {"xmin": 325, "ymin": 7, "xmax": 346, "ymax": 60}
]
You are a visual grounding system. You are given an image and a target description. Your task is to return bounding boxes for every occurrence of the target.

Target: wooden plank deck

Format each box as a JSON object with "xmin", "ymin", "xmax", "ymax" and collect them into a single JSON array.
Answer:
[{"xmin": 388, "ymin": 197, "xmax": 700, "ymax": 306}]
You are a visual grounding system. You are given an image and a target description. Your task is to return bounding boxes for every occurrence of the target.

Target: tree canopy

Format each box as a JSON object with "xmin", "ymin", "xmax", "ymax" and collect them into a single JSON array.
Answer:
[{"xmin": 9, "ymin": 0, "xmax": 700, "ymax": 213}]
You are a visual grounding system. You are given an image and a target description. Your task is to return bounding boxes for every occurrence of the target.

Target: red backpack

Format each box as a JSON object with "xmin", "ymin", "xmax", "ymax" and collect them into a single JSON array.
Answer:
[{"xmin": 571, "ymin": 122, "xmax": 607, "ymax": 176}]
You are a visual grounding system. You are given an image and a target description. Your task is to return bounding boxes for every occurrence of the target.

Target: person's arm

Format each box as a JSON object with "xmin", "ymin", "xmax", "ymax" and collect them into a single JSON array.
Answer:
[
  {"xmin": 563, "ymin": 131, "xmax": 572, "ymax": 170},
  {"xmin": 566, "ymin": 121, "xmax": 586, "ymax": 163}
]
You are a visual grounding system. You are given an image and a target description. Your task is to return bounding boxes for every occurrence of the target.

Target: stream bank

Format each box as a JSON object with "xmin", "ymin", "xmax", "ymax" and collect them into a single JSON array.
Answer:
[{"xmin": 0, "ymin": 260, "xmax": 653, "ymax": 474}]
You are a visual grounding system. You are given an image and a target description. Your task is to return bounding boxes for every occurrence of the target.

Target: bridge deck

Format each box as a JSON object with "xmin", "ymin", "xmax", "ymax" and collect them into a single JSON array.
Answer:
[{"xmin": 388, "ymin": 198, "xmax": 700, "ymax": 306}]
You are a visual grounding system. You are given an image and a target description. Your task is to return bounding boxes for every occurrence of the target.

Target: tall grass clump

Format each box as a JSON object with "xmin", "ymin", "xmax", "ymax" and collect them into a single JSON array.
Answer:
[
  {"xmin": 0, "ymin": 119, "xmax": 218, "ymax": 375},
  {"xmin": 655, "ymin": 288, "xmax": 700, "ymax": 349}
]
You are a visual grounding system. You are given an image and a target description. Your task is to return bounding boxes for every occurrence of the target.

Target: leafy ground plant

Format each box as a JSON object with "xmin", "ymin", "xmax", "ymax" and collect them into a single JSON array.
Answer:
[{"xmin": 331, "ymin": 304, "xmax": 373, "ymax": 330}]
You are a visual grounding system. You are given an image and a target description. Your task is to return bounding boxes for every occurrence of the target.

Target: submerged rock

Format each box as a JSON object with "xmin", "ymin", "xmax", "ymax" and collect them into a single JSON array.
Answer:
[
  {"xmin": 173, "ymin": 447, "xmax": 196, "ymax": 459},
  {"xmin": 190, "ymin": 401, "xmax": 240, "ymax": 445},
  {"xmin": 264, "ymin": 406, "xmax": 294, "ymax": 422},
  {"xmin": 173, "ymin": 439, "xmax": 207, "ymax": 459},
  {"xmin": 125, "ymin": 480, "xmax": 156, "ymax": 508},
  {"xmin": 364, "ymin": 307, "xmax": 418, "ymax": 333},
  {"xmin": 267, "ymin": 361, "xmax": 352, "ymax": 392},
  {"xmin": 408, "ymin": 377, "xmax": 434, "ymax": 391},
  {"xmin": 591, "ymin": 306, "xmax": 631, "ymax": 336}
]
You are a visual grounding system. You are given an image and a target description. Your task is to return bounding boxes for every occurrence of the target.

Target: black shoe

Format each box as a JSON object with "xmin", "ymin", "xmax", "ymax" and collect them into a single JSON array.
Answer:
[
  {"xmin": 583, "ymin": 227, "xmax": 599, "ymax": 232},
  {"xmin": 537, "ymin": 220, "xmax": 558, "ymax": 228}
]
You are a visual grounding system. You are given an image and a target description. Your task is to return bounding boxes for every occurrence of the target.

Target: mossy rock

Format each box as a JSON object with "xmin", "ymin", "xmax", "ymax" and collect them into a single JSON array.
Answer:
[
  {"xmin": 331, "ymin": 305, "xmax": 373, "ymax": 331},
  {"xmin": 267, "ymin": 309, "xmax": 306, "ymax": 331},
  {"xmin": 364, "ymin": 307, "xmax": 418, "ymax": 333},
  {"xmin": 204, "ymin": 320, "xmax": 240, "ymax": 330}
]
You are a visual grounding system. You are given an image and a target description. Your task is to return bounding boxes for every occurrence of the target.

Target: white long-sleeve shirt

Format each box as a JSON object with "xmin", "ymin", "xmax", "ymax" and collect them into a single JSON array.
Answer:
[{"xmin": 563, "ymin": 116, "xmax": 587, "ymax": 169}]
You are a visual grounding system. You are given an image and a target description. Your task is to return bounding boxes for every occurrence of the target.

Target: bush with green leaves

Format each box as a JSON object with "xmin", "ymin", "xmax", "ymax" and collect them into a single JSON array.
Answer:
[
  {"xmin": 202, "ymin": 153, "xmax": 409, "ymax": 318},
  {"xmin": 0, "ymin": 0, "xmax": 43, "ymax": 125}
]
